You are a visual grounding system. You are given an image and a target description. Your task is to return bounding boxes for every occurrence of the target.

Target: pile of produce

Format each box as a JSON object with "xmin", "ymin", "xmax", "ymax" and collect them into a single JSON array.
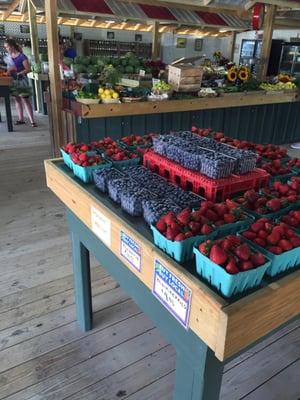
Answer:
[
  {"xmin": 280, "ymin": 210, "xmax": 300, "ymax": 230},
  {"xmin": 260, "ymin": 81, "xmax": 297, "ymax": 91},
  {"xmin": 195, "ymin": 200, "xmax": 249, "ymax": 227},
  {"xmin": 119, "ymin": 133, "xmax": 156, "ymax": 149},
  {"xmin": 287, "ymin": 158, "xmax": 300, "ymax": 170},
  {"xmin": 234, "ymin": 189, "xmax": 289, "ymax": 215},
  {"xmin": 241, "ymin": 219, "xmax": 300, "ymax": 254},
  {"xmin": 70, "ymin": 152, "xmax": 105, "ymax": 167},
  {"xmin": 62, "ymin": 142, "xmax": 91, "ymax": 154},
  {"xmin": 152, "ymin": 132, "xmax": 257, "ymax": 178},
  {"xmin": 261, "ymin": 159, "xmax": 292, "ymax": 176},
  {"xmin": 98, "ymin": 87, "xmax": 119, "ymax": 101},
  {"xmin": 262, "ymin": 178, "xmax": 300, "ymax": 204},
  {"xmin": 198, "ymin": 235, "xmax": 266, "ymax": 274}
]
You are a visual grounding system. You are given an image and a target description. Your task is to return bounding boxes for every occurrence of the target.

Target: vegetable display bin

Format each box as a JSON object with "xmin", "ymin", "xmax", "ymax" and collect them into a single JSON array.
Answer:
[
  {"xmin": 151, "ymin": 225, "xmax": 215, "ymax": 263},
  {"xmin": 73, "ymin": 161, "xmax": 112, "ymax": 183},
  {"xmin": 193, "ymin": 246, "xmax": 270, "ymax": 297},
  {"xmin": 239, "ymin": 232, "xmax": 300, "ymax": 277},
  {"xmin": 60, "ymin": 149, "xmax": 73, "ymax": 170}
]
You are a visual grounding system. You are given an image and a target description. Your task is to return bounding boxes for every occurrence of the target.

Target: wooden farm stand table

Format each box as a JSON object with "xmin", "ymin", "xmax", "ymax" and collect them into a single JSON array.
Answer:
[
  {"xmin": 0, "ymin": 76, "xmax": 13, "ymax": 132},
  {"xmin": 27, "ymin": 72, "xmax": 49, "ymax": 115},
  {"xmin": 45, "ymin": 158, "xmax": 300, "ymax": 400},
  {"xmin": 63, "ymin": 91, "xmax": 300, "ymax": 145}
]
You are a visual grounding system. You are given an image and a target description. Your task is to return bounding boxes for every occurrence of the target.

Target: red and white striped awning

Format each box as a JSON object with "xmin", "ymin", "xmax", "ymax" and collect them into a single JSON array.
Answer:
[{"xmin": 32, "ymin": 0, "xmax": 250, "ymax": 29}]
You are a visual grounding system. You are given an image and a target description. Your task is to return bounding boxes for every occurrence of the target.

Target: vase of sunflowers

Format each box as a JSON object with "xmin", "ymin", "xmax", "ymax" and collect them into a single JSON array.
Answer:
[{"xmin": 227, "ymin": 65, "xmax": 250, "ymax": 85}]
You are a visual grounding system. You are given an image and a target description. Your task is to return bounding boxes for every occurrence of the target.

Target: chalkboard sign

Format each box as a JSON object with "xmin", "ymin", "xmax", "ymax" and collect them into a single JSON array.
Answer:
[
  {"xmin": 20, "ymin": 25, "xmax": 30, "ymax": 34},
  {"xmin": 74, "ymin": 32, "xmax": 82, "ymax": 41},
  {"xmin": 0, "ymin": 25, "xmax": 5, "ymax": 34}
]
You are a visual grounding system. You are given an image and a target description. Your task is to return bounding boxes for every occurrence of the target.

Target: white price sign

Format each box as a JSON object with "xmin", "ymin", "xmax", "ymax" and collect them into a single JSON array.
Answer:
[
  {"xmin": 120, "ymin": 231, "xmax": 141, "ymax": 272},
  {"xmin": 91, "ymin": 206, "xmax": 111, "ymax": 247},
  {"xmin": 152, "ymin": 259, "xmax": 192, "ymax": 329}
]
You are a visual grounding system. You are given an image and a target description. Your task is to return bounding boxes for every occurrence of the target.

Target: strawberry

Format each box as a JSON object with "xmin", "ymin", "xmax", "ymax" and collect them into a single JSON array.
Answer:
[
  {"xmin": 250, "ymin": 222, "xmax": 264, "ymax": 232},
  {"xmin": 213, "ymin": 203, "xmax": 227, "ymax": 217},
  {"xmin": 278, "ymin": 239, "xmax": 293, "ymax": 251},
  {"xmin": 235, "ymin": 243, "xmax": 251, "ymax": 261},
  {"xmin": 225, "ymin": 258, "xmax": 239, "ymax": 274},
  {"xmin": 267, "ymin": 231, "xmax": 280, "ymax": 245},
  {"xmin": 185, "ymin": 231, "xmax": 193, "ymax": 239},
  {"xmin": 177, "ymin": 209, "xmax": 191, "ymax": 225},
  {"xmin": 156, "ymin": 219, "xmax": 166, "ymax": 233},
  {"xmin": 227, "ymin": 235, "xmax": 241, "ymax": 247},
  {"xmin": 286, "ymin": 228, "xmax": 296, "ymax": 238},
  {"xmin": 239, "ymin": 261, "xmax": 254, "ymax": 271},
  {"xmin": 242, "ymin": 231, "xmax": 257, "ymax": 240},
  {"xmin": 225, "ymin": 199, "xmax": 239, "ymax": 210},
  {"xmin": 278, "ymin": 184, "xmax": 289, "ymax": 195},
  {"xmin": 169, "ymin": 222, "xmax": 182, "ymax": 237},
  {"xmin": 221, "ymin": 238, "xmax": 233, "ymax": 252},
  {"xmin": 209, "ymin": 244, "xmax": 228, "ymax": 265},
  {"xmin": 223, "ymin": 213, "xmax": 236, "ymax": 224},
  {"xmin": 165, "ymin": 212, "xmax": 177, "ymax": 225},
  {"xmin": 80, "ymin": 144, "xmax": 89, "ymax": 152},
  {"xmin": 201, "ymin": 224, "xmax": 213, "ymax": 235},
  {"xmin": 198, "ymin": 240, "xmax": 213, "ymax": 256},
  {"xmin": 254, "ymin": 237, "xmax": 266, "ymax": 247},
  {"xmin": 174, "ymin": 233, "xmax": 185, "ymax": 241},
  {"xmin": 205, "ymin": 209, "xmax": 218, "ymax": 222},
  {"xmin": 267, "ymin": 246, "xmax": 282, "ymax": 255},
  {"xmin": 188, "ymin": 221, "xmax": 201, "ymax": 234},
  {"xmin": 190, "ymin": 210, "xmax": 203, "ymax": 222},
  {"xmin": 166, "ymin": 227, "xmax": 176, "ymax": 241},
  {"xmin": 290, "ymin": 237, "xmax": 300, "ymax": 248},
  {"xmin": 258, "ymin": 230, "xmax": 268, "ymax": 239},
  {"xmin": 250, "ymin": 252, "xmax": 266, "ymax": 267}
]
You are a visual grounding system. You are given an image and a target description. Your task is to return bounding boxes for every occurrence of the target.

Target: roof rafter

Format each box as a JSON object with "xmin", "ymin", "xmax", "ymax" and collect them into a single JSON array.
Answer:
[{"xmin": 1, "ymin": 0, "xmax": 20, "ymax": 20}]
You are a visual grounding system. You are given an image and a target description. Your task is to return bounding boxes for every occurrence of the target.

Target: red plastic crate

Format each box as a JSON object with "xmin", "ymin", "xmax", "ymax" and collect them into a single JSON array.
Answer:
[{"xmin": 143, "ymin": 151, "xmax": 270, "ymax": 202}]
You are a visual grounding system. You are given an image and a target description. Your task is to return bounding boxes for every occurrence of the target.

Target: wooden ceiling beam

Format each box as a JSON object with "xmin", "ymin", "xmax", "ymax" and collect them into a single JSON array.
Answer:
[
  {"xmin": 274, "ymin": 17, "xmax": 300, "ymax": 27},
  {"xmin": 259, "ymin": 0, "xmax": 300, "ymax": 8},
  {"xmin": 1, "ymin": 0, "xmax": 20, "ymax": 20}
]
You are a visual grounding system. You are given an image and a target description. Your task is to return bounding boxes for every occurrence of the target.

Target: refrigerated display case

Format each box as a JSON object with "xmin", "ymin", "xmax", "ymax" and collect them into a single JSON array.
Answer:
[{"xmin": 279, "ymin": 43, "xmax": 300, "ymax": 76}]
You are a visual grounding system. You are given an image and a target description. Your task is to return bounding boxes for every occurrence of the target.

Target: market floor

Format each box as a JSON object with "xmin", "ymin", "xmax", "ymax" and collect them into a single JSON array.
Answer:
[{"xmin": 0, "ymin": 105, "xmax": 299, "ymax": 400}]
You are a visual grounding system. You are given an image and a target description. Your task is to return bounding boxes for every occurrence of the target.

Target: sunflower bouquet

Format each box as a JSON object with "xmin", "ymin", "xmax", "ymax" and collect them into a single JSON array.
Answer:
[{"xmin": 227, "ymin": 65, "xmax": 250, "ymax": 84}]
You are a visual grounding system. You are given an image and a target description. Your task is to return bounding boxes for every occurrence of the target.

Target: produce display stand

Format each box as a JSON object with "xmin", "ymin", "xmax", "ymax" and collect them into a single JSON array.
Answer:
[
  {"xmin": 27, "ymin": 72, "xmax": 49, "ymax": 115},
  {"xmin": 63, "ymin": 91, "xmax": 300, "ymax": 145},
  {"xmin": 0, "ymin": 76, "xmax": 13, "ymax": 132},
  {"xmin": 45, "ymin": 158, "xmax": 300, "ymax": 400}
]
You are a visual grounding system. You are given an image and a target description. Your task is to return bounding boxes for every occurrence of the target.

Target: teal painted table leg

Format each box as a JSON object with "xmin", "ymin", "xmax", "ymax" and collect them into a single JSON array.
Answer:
[
  {"xmin": 174, "ymin": 346, "xmax": 223, "ymax": 400},
  {"xmin": 71, "ymin": 232, "xmax": 93, "ymax": 331}
]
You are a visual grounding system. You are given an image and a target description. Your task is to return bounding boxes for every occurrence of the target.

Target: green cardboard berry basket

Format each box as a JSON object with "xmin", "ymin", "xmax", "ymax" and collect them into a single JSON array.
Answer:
[
  {"xmin": 238, "ymin": 231, "xmax": 300, "ymax": 277},
  {"xmin": 151, "ymin": 225, "xmax": 216, "ymax": 263},
  {"xmin": 193, "ymin": 244, "xmax": 270, "ymax": 298},
  {"xmin": 214, "ymin": 213, "xmax": 254, "ymax": 238},
  {"xmin": 60, "ymin": 149, "xmax": 73, "ymax": 170},
  {"xmin": 269, "ymin": 171, "xmax": 297, "ymax": 185},
  {"xmin": 73, "ymin": 160, "xmax": 112, "ymax": 183},
  {"xmin": 104, "ymin": 155, "xmax": 141, "ymax": 170}
]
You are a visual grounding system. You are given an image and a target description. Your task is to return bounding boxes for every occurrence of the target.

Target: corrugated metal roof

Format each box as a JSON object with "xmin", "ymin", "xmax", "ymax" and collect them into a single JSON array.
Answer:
[{"xmin": 31, "ymin": 0, "xmax": 250, "ymax": 29}]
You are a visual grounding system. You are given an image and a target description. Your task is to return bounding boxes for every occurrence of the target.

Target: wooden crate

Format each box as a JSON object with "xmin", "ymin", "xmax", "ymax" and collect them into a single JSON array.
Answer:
[{"xmin": 168, "ymin": 64, "xmax": 203, "ymax": 92}]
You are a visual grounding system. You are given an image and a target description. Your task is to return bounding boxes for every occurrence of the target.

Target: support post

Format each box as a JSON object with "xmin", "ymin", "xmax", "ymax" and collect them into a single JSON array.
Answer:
[
  {"xmin": 152, "ymin": 21, "xmax": 160, "ymax": 60},
  {"xmin": 228, "ymin": 31, "xmax": 237, "ymax": 62},
  {"xmin": 45, "ymin": 0, "xmax": 64, "ymax": 156},
  {"xmin": 257, "ymin": 5, "xmax": 276, "ymax": 81}
]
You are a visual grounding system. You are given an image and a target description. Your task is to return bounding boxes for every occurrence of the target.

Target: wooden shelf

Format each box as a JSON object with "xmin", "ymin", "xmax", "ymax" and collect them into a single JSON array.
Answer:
[
  {"xmin": 76, "ymin": 91, "xmax": 299, "ymax": 119},
  {"xmin": 0, "ymin": 76, "xmax": 12, "ymax": 86},
  {"xmin": 45, "ymin": 158, "xmax": 300, "ymax": 361}
]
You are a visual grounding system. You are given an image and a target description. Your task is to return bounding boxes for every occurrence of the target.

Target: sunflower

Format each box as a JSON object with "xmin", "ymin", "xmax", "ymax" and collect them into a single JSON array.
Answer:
[
  {"xmin": 227, "ymin": 67, "xmax": 238, "ymax": 82},
  {"xmin": 238, "ymin": 68, "xmax": 250, "ymax": 82}
]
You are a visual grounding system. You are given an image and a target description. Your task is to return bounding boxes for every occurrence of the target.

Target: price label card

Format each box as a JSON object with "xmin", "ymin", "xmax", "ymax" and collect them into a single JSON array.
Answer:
[
  {"xmin": 91, "ymin": 206, "xmax": 111, "ymax": 247},
  {"xmin": 120, "ymin": 231, "xmax": 141, "ymax": 272},
  {"xmin": 139, "ymin": 69, "xmax": 145, "ymax": 76},
  {"xmin": 152, "ymin": 259, "xmax": 192, "ymax": 329}
]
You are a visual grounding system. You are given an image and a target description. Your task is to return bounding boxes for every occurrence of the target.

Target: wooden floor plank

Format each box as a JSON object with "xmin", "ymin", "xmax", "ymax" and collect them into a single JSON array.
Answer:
[
  {"xmin": 220, "ymin": 328, "xmax": 300, "ymax": 400},
  {"xmin": 125, "ymin": 371, "xmax": 175, "ymax": 400},
  {"xmin": 243, "ymin": 359, "xmax": 300, "ymax": 400},
  {"xmin": 68, "ymin": 346, "xmax": 176, "ymax": 400},
  {"xmin": 0, "ymin": 300, "xmax": 141, "ymax": 399}
]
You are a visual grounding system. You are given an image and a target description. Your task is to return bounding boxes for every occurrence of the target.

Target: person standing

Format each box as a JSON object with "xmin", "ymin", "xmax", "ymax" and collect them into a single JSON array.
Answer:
[{"xmin": 4, "ymin": 38, "xmax": 37, "ymax": 127}]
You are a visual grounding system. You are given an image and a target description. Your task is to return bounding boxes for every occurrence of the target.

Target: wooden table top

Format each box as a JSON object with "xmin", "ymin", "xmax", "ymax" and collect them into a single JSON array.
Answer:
[{"xmin": 45, "ymin": 159, "xmax": 300, "ymax": 361}]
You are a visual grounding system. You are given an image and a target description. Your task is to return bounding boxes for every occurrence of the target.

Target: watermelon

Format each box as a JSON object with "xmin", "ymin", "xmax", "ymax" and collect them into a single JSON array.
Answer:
[{"xmin": 125, "ymin": 65, "xmax": 134, "ymax": 74}]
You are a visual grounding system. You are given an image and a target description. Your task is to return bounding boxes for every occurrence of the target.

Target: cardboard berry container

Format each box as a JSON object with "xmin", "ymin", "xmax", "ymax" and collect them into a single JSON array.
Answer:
[
  {"xmin": 60, "ymin": 149, "xmax": 74, "ymax": 170},
  {"xmin": 73, "ymin": 160, "xmax": 112, "ymax": 183},
  {"xmin": 238, "ymin": 231, "xmax": 300, "ymax": 277},
  {"xmin": 193, "ymin": 244, "xmax": 270, "ymax": 297},
  {"xmin": 214, "ymin": 214, "xmax": 254, "ymax": 238},
  {"xmin": 151, "ymin": 225, "xmax": 216, "ymax": 263},
  {"xmin": 269, "ymin": 171, "xmax": 296, "ymax": 185},
  {"xmin": 118, "ymin": 139, "xmax": 152, "ymax": 152},
  {"xmin": 104, "ymin": 155, "xmax": 141, "ymax": 170},
  {"xmin": 93, "ymin": 168, "xmax": 124, "ymax": 193}
]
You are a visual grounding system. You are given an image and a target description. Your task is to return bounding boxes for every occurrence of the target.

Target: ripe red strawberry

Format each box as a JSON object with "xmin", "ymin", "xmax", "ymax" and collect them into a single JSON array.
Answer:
[
  {"xmin": 242, "ymin": 231, "xmax": 257, "ymax": 240},
  {"xmin": 290, "ymin": 237, "xmax": 300, "ymax": 248},
  {"xmin": 278, "ymin": 183, "xmax": 289, "ymax": 195},
  {"xmin": 185, "ymin": 231, "xmax": 193, "ymax": 239},
  {"xmin": 177, "ymin": 209, "xmax": 191, "ymax": 225},
  {"xmin": 221, "ymin": 238, "xmax": 233, "ymax": 252},
  {"xmin": 254, "ymin": 237, "xmax": 266, "ymax": 247},
  {"xmin": 250, "ymin": 252, "xmax": 266, "ymax": 267},
  {"xmin": 201, "ymin": 224, "xmax": 213, "ymax": 235},
  {"xmin": 278, "ymin": 239, "xmax": 293, "ymax": 251},
  {"xmin": 190, "ymin": 210, "xmax": 203, "ymax": 222},
  {"xmin": 286, "ymin": 228, "xmax": 296, "ymax": 239},
  {"xmin": 258, "ymin": 230, "xmax": 268, "ymax": 239},
  {"xmin": 250, "ymin": 222, "xmax": 264, "ymax": 233},
  {"xmin": 225, "ymin": 199, "xmax": 239, "ymax": 210},
  {"xmin": 225, "ymin": 258, "xmax": 239, "ymax": 274},
  {"xmin": 209, "ymin": 244, "xmax": 228, "ymax": 265},
  {"xmin": 189, "ymin": 221, "xmax": 201, "ymax": 234},
  {"xmin": 80, "ymin": 144, "xmax": 89, "ymax": 152},
  {"xmin": 156, "ymin": 219, "xmax": 166, "ymax": 233},
  {"xmin": 174, "ymin": 233, "xmax": 185, "ymax": 241},
  {"xmin": 227, "ymin": 235, "xmax": 241, "ymax": 247},
  {"xmin": 169, "ymin": 222, "xmax": 182, "ymax": 237},
  {"xmin": 267, "ymin": 246, "xmax": 282, "ymax": 255},
  {"xmin": 165, "ymin": 212, "xmax": 177, "ymax": 225},
  {"xmin": 213, "ymin": 203, "xmax": 227, "ymax": 217},
  {"xmin": 223, "ymin": 213, "xmax": 236, "ymax": 224},
  {"xmin": 166, "ymin": 227, "xmax": 176, "ymax": 241},
  {"xmin": 235, "ymin": 244, "xmax": 251, "ymax": 261},
  {"xmin": 214, "ymin": 220, "xmax": 225, "ymax": 226},
  {"xmin": 198, "ymin": 240, "xmax": 213, "ymax": 256},
  {"xmin": 205, "ymin": 209, "xmax": 218, "ymax": 222},
  {"xmin": 239, "ymin": 261, "xmax": 254, "ymax": 271},
  {"xmin": 267, "ymin": 231, "xmax": 280, "ymax": 245}
]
